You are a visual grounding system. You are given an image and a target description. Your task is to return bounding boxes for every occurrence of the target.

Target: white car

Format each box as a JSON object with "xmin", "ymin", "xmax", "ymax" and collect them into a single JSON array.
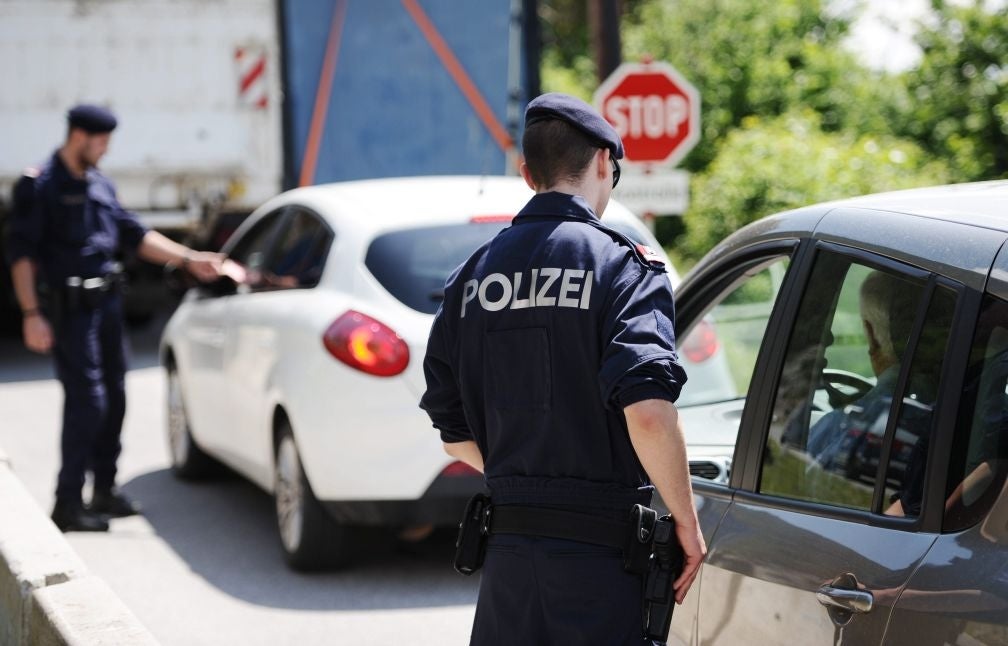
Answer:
[{"xmin": 160, "ymin": 176, "xmax": 733, "ymax": 569}]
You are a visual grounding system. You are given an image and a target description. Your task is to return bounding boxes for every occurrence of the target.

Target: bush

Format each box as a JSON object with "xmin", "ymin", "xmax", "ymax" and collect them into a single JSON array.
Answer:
[{"xmin": 680, "ymin": 111, "xmax": 951, "ymax": 260}]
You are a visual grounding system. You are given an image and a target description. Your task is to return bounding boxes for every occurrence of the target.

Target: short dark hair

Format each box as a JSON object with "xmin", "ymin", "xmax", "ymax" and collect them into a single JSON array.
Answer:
[{"xmin": 522, "ymin": 118, "xmax": 600, "ymax": 188}]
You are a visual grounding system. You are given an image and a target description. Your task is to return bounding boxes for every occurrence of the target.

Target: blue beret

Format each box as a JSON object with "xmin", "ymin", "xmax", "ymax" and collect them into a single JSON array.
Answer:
[
  {"xmin": 67, "ymin": 104, "xmax": 117, "ymax": 134},
  {"xmin": 525, "ymin": 92, "xmax": 624, "ymax": 159}
]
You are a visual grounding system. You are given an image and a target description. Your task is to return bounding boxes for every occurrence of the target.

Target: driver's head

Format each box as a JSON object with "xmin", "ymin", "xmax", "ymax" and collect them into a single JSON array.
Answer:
[{"xmin": 860, "ymin": 270, "xmax": 918, "ymax": 375}]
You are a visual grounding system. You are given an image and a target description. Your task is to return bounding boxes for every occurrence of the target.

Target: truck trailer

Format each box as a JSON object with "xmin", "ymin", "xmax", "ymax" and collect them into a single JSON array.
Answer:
[{"xmin": 0, "ymin": 0, "xmax": 535, "ymax": 327}]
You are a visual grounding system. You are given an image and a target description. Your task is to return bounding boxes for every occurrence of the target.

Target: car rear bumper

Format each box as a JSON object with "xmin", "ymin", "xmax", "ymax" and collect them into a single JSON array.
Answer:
[{"xmin": 320, "ymin": 472, "xmax": 486, "ymax": 526}]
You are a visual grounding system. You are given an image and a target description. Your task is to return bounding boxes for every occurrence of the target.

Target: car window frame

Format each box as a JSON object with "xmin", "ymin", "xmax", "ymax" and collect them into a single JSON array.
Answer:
[
  {"xmin": 734, "ymin": 239, "xmax": 978, "ymax": 534},
  {"xmin": 673, "ymin": 237, "xmax": 805, "ymax": 492}
]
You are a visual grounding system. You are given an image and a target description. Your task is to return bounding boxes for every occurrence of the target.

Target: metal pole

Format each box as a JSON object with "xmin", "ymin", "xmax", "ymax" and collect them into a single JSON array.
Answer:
[{"xmin": 588, "ymin": 0, "xmax": 622, "ymax": 83}]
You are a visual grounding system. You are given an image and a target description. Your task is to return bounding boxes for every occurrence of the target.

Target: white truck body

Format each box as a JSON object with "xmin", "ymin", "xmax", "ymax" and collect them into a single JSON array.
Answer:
[{"xmin": 0, "ymin": 0, "xmax": 283, "ymax": 231}]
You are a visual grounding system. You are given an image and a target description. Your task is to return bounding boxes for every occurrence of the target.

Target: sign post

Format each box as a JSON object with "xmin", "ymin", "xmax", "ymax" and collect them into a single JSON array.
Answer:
[{"xmin": 594, "ymin": 61, "xmax": 700, "ymax": 217}]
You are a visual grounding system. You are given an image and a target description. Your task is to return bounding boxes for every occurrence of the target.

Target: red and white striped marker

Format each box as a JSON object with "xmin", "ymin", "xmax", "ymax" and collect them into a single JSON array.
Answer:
[{"xmin": 235, "ymin": 46, "xmax": 268, "ymax": 110}]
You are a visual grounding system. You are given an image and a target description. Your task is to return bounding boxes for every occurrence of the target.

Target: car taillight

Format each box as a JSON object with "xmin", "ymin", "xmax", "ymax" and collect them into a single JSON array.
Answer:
[
  {"xmin": 440, "ymin": 461, "xmax": 481, "ymax": 477},
  {"xmin": 681, "ymin": 319, "xmax": 719, "ymax": 363},
  {"xmin": 323, "ymin": 310, "xmax": 409, "ymax": 377}
]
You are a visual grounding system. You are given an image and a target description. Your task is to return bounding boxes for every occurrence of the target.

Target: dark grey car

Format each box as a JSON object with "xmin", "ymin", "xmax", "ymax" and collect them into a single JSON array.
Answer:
[{"xmin": 667, "ymin": 181, "xmax": 1008, "ymax": 644}]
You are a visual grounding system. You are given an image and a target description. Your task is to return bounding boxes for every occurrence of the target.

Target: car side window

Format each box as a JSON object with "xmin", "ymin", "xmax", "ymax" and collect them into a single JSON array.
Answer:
[
  {"xmin": 261, "ymin": 209, "xmax": 332, "ymax": 289},
  {"xmin": 674, "ymin": 255, "xmax": 790, "ymax": 485},
  {"xmin": 760, "ymin": 250, "xmax": 957, "ymax": 517},
  {"xmin": 945, "ymin": 294, "xmax": 1008, "ymax": 532},
  {"xmin": 677, "ymin": 257, "xmax": 789, "ymax": 408},
  {"xmin": 228, "ymin": 210, "xmax": 284, "ymax": 272}
]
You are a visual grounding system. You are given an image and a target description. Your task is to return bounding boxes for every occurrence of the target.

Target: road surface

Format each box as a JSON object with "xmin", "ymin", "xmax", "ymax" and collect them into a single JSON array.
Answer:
[{"xmin": 0, "ymin": 319, "xmax": 479, "ymax": 645}]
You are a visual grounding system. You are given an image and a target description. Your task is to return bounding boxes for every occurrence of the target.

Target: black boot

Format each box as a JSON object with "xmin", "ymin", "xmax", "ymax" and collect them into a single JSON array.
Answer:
[
  {"xmin": 89, "ymin": 488, "xmax": 141, "ymax": 518},
  {"xmin": 51, "ymin": 499, "xmax": 109, "ymax": 532}
]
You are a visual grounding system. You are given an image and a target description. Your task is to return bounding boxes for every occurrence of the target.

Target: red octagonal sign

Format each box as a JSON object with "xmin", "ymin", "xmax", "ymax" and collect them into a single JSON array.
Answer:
[{"xmin": 594, "ymin": 61, "xmax": 701, "ymax": 167}]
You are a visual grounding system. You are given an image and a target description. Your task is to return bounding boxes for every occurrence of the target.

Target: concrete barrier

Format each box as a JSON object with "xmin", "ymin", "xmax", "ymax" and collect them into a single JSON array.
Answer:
[{"xmin": 0, "ymin": 458, "xmax": 158, "ymax": 645}]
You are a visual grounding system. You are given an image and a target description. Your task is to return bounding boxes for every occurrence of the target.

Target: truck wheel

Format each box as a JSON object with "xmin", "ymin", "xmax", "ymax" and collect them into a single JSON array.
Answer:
[
  {"xmin": 274, "ymin": 423, "xmax": 353, "ymax": 570},
  {"xmin": 166, "ymin": 364, "xmax": 219, "ymax": 479}
]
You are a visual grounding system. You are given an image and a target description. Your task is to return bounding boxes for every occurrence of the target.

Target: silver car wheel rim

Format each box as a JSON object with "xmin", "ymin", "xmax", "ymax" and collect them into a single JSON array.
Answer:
[
  {"xmin": 276, "ymin": 436, "xmax": 304, "ymax": 553},
  {"xmin": 167, "ymin": 371, "xmax": 191, "ymax": 467}
]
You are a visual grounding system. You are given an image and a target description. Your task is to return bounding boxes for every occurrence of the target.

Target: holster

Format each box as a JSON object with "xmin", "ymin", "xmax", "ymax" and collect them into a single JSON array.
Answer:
[
  {"xmin": 624, "ymin": 503, "xmax": 658, "ymax": 574},
  {"xmin": 453, "ymin": 493, "xmax": 491, "ymax": 575},
  {"xmin": 643, "ymin": 515, "xmax": 685, "ymax": 644}
]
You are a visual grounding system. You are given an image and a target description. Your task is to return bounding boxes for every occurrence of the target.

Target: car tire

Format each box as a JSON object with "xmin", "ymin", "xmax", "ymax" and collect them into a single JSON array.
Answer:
[
  {"xmin": 166, "ymin": 364, "xmax": 219, "ymax": 479},
  {"xmin": 274, "ymin": 422, "xmax": 353, "ymax": 570}
]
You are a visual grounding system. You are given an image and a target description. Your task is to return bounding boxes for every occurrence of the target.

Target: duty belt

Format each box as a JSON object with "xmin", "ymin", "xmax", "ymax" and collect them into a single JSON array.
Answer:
[
  {"xmin": 61, "ymin": 272, "xmax": 124, "ymax": 309},
  {"xmin": 488, "ymin": 505, "xmax": 632, "ymax": 550}
]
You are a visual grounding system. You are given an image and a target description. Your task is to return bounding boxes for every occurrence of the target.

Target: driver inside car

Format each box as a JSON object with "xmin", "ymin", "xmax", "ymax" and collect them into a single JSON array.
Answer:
[{"xmin": 805, "ymin": 270, "xmax": 918, "ymax": 472}]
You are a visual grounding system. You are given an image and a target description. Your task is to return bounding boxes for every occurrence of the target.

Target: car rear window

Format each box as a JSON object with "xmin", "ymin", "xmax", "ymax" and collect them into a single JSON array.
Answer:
[{"xmin": 365, "ymin": 222, "xmax": 510, "ymax": 314}]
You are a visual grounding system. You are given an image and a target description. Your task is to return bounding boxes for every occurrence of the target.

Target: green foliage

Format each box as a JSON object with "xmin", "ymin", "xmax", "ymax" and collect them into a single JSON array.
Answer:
[
  {"xmin": 534, "ymin": 0, "xmax": 1006, "ymax": 259},
  {"xmin": 620, "ymin": 0, "xmax": 898, "ymax": 171},
  {"xmin": 681, "ymin": 111, "xmax": 951, "ymax": 259},
  {"xmin": 899, "ymin": 1, "xmax": 1008, "ymax": 181}
]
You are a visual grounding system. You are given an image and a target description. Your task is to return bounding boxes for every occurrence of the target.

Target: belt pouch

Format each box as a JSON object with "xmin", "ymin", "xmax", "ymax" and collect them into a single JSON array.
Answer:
[
  {"xmin": 454, "ymin": 493, "xmax": 491, "ymax": 576},
  {"xmin": 624, "ymin": 503, "xmax": 658, "ymax": 574}
]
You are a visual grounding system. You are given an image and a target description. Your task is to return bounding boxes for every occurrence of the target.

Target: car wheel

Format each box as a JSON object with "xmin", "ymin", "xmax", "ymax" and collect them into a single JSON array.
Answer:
[
  {"xmin": 166, "ymin": 364, "xmax": 219, "ymax": 479},
  {"xmin": 274, "ymin": 422, "xmax": 352, "ymax": 570}
]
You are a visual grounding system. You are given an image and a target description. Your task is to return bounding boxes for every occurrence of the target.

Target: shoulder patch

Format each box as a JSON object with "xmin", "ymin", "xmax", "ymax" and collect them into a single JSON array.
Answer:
[{"xmin": 635, "ymin": 244, "xmax": 666, "ymax": 268}]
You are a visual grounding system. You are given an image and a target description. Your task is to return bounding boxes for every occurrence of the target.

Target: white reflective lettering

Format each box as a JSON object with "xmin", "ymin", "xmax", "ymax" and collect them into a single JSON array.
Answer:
[
  {"xmin": 460, "ymin": 279, "xmax": 478, "ymax": 318},
  {"xmin": 511, "ymin": 272, "xmax": 531, "ymax": 309},
  {"xmin": 463, "ymin": 267, "xmax": 595, "ymax": 315},
  {"xmin": 478, "ymin": 273, "xmax": 512, "ymax": 312},
  {"xmin": 536, "ymin": 268, "xmax": 560, "ymax": 306},
  {"xmin": 579, "ymin": 270, "xmax": 593, "ymax": 309},
  {"xmin": 558, "ymin": 269, "xmax": 584, "ymax": 308}
]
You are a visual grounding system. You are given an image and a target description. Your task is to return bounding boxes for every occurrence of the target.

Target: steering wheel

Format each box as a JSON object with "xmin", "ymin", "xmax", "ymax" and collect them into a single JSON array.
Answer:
[{"xmin": 820, "ymin": 368, "xmax": 875, "ymax": 409}]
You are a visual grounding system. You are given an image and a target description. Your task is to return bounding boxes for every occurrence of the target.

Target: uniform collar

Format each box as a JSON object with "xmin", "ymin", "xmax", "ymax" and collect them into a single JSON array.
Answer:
[
  {"xmin": 515, "ymin": 191, "xmax": 599, "ymax": 222},
  {"xmin": 50, "ymin": 150, "xmax": 89, "ymax": 185}
]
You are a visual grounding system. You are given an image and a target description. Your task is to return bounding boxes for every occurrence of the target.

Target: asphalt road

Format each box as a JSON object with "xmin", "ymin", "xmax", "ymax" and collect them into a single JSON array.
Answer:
[{"xmin": 0, "ymin": 319, "xmax": 479, "ymax": 645}]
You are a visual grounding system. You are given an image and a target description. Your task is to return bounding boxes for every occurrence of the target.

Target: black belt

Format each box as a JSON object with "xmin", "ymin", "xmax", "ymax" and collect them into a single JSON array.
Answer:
[{"xmin": 488, "ymin": 505, "xmax": 629, "ymax": 549}]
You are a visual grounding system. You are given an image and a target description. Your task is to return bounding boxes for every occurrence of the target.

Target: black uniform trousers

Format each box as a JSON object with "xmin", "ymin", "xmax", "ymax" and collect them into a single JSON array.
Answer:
[
  {"xmin": 52, "ymin": 293, "xmax": 127, "ymax": 505},
  {"xmin": 470, "ymin": 533, "xmax": 652, "ymax": 646}
]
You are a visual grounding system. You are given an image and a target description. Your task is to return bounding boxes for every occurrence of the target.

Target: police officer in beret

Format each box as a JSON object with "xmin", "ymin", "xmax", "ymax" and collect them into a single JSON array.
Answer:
[
  {"xmin": 6, "ymin": 104, "xmax": 226, "ymax": 532},
  {"xmin": 421, "ymin": 93, "xmax": 706, "ymax": 644}
]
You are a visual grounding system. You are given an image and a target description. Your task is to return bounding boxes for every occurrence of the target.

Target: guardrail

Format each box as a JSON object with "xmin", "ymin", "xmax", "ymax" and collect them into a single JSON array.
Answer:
[{"xmin": 0, "ymin": 446, "xmax": 159, "ymax": 645}]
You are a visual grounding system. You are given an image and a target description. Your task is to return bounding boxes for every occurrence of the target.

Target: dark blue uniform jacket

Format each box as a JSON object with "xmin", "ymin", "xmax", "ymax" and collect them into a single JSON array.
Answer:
[
  {"xmin": 421, "ymin": 192, "xmax": 687, "ymax": 512},
  {"xmin": 6, "ymin": 151, "xmax": 148, "ymax": 286}
]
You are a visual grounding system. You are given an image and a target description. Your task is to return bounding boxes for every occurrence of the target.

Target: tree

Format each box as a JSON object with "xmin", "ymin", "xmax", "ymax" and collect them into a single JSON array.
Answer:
[
  {"xmin": 620, "ymin": 0, "xmax": 899, "ymax": 171},
  {"xmin": 900, "ymin": 0, "xmax": 1008, "ymax": 181},
  {"xmin": 681, "ymin": 111, "xmax": 951, "ymax": 259}
]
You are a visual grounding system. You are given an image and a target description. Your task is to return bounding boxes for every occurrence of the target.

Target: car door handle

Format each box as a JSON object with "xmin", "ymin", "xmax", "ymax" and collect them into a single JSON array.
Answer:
[{"xmin": 816, "ymin": 585, "xmax": 873, "ymax": 614}]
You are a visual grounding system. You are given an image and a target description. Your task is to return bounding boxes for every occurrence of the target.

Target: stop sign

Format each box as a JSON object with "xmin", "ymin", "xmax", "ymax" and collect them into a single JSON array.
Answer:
[{"xmin": 594, "ymin": 62, "xmax": 701, "ymax": 167}]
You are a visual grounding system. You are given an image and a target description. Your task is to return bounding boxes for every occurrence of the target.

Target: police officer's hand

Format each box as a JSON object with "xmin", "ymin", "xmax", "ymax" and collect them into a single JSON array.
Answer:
[
  {"xmin": 23, "ymin": 312, "xmax": 54, "ymax": 354},
  {"xmin": 183, "ymin": 251, "xmax": 226, "ymax": 283},
  {"xmin": 673, "ymin": 521, "xmax": 706, "ymax": 604}
]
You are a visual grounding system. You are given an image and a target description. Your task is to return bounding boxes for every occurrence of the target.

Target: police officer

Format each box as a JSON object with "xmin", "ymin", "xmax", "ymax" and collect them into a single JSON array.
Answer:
[
  {"xmin": 6, "ymin": 104, "xmax": 225, "ymax": 532},
  {"xmin": 420, "ymin": 93, "xmax": 706, "ymax": 644}
]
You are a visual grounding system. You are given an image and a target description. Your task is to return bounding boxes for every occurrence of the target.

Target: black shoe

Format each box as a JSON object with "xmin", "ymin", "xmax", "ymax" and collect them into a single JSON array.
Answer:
[
  {"xmin": 51, "ymin": 500, "xmax": 110, "ymax": 532},
  {"xmin": 89, "ymin": 488, "xmax": 142, "ymax": 518}
]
